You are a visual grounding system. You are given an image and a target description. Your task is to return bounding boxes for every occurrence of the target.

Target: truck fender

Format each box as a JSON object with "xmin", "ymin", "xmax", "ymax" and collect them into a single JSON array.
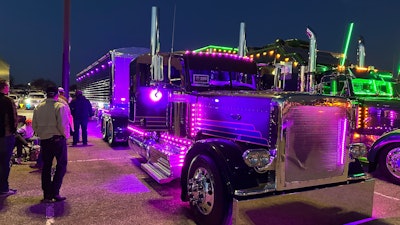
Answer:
[
  {"xmin": 367, "ymin": 130, "xmax": 400, "ymax": 171},
  {"xmin": 180, "ymin": 138, "xmax": 250, "ymax": 202}
]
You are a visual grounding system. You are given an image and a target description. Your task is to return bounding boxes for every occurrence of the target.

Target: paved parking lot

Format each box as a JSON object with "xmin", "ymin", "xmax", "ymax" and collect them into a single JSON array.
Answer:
[{"xmin": 1, "ymin": 111, "xmax": 399, "ymax": 225}]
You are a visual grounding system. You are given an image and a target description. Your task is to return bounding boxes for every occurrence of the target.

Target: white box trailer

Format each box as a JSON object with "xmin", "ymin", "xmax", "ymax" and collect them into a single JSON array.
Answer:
[{"xmin": 76, "ymin": 47, "xmax": 149, "ymax": 146}]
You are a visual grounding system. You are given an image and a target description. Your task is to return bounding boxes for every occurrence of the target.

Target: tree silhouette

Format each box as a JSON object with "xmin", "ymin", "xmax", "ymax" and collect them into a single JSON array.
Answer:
[{"xmin": 30, "ymin": 78, "xmax": 57, "ymax": 91}]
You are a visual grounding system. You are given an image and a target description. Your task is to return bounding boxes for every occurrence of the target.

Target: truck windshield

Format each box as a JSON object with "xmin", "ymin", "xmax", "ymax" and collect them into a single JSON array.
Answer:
[
  {"xmin": 351, "ymin": 78, "xmax": 393, "ymax": 97},
  {"xmin": 320, "ymin": 76, "xmax": 394, "ymax": 97},
  {"xmin": 190, "ymin": 70, "xmax": 256, "ymax": 90},
  {"xmin": 184, "ymin": 53, "xmax": 257, "ymax": 90}
]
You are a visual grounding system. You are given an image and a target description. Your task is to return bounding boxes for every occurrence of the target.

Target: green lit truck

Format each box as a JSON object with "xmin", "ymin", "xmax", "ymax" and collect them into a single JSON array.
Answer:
[{"xmin": 318, "ymin": 67, "xmax": 400, "ymax": 184}]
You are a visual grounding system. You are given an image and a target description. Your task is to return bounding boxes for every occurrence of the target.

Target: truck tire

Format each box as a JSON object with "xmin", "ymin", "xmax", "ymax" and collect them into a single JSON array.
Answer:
[
  {"xmin": 101, "ymin": 119, "xmax": 108, "ymax": 141},
  {"xmin": 107, "ymin": 121, "xmax": 116, "ymax": 146},
  {"xmin": 187, "ymin": 155, "xmax": 231, "ymax": 225},
  {"xmin": 378, "ymin": 144, "xmax": 400, "ymax": 185}
]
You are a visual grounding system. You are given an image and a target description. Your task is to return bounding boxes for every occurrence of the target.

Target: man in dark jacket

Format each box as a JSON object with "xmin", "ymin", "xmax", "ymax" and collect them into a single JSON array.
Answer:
[
  {"xmin": 0, "ymin": 80, "xmax": 18, "ymax": 196},
  {"xmin": 69, "ymin": 90, "xmax": 93, "ymax": 146}
]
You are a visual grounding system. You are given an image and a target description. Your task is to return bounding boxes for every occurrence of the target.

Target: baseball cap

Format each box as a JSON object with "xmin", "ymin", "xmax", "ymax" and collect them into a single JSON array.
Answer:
[
  {"xmin": 46, "ymin": 86, "xmax": 59, "ymax": 97},
  {"xmin": 75, "ymin": 90, "xmax": 83, "ymax": 96},
  {"xmin": 58, "ymin": 87, "xmax": 65, "ymax": 93}
]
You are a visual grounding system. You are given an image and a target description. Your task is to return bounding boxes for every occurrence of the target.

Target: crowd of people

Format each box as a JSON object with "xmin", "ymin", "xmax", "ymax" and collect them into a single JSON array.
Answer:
[{"xmin": 0, "ymin": 79, "xmax": 93, "ymax": 203}]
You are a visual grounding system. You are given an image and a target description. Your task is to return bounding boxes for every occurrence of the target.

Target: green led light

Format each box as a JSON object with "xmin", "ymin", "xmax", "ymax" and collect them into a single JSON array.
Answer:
[
  {"xmin": 352, "ymin": 78, "xmax": 393, "ymax": 97},
  {"xmin": 352, "ymin": 173, "xmax": 366, "ymax": 177},
  {"xmin": 193, "ymin": 45, "xmax": 238, "ymax": 53},
  {"xmin": 340, "ymin": 22, "xmax": 354, "ymax": 66}
]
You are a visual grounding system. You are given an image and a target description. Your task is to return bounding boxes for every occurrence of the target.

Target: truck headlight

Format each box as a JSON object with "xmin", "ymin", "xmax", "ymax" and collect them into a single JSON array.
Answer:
[
  {"xmin": 242, "ymin": 148, "xmax": 275, "ymax": 173},
  {"xmin": 349, "ymin": 143, "xmax": 367, "ymax": 159}
]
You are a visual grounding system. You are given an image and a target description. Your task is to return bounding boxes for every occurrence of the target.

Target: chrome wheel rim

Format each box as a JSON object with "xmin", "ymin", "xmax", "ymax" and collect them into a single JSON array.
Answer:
[
  {"xmin": 188, "ymin": 167, "xmax": 215, "ymax": 215},
  {"xmin": 386, "ymin": 147, "xmax": 400, "ymax": 179}
]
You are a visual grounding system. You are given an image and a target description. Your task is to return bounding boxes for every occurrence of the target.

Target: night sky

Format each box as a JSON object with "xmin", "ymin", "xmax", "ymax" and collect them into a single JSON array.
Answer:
[{"xmin": 1, "ymin": 0, "xmax": 399, "ymax": 85}]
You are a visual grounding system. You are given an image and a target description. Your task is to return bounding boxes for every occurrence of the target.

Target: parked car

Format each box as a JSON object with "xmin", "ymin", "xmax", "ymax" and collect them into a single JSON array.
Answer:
[
  {"xmin": 24, "ymin": 92, "xmax": 46, "ymax": 109},
  {"xmin": 8, "ymin": 94, "xmax": 20, "ymax": 108}
]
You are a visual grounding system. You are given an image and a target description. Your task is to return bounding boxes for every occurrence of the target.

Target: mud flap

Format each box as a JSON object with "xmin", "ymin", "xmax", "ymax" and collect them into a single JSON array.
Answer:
[{"xmin": 231, "ymin": 179, "xmax": 375, "ymax": 225}]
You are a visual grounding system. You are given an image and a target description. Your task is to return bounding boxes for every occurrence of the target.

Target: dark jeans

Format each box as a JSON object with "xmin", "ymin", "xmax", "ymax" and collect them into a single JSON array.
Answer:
[
  {"xmin": 40, "ymin": 135, "xmax": 67, "ymax": 199},
  {"xmin": 73, "ymin": 118, "xmax": 88, "ymax": 144},
  {"xmin": 0, "ymin": 135, "xmax": 16, "ymax": 192},
  {"xmin": 15, "ymin": 133, "xmax": 29, "ymax": 158}
]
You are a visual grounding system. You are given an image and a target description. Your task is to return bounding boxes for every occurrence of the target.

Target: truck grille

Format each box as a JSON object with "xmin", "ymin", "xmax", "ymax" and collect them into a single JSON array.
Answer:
[{"xmin": 284, "ymin": 105, "xmax": 347, "ymax": 183}]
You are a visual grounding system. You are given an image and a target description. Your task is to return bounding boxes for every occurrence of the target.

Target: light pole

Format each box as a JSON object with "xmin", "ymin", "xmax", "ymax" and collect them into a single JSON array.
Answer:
[{"xmin": 62, "ymin": 0, "xmax": 71, "ymax": 99}]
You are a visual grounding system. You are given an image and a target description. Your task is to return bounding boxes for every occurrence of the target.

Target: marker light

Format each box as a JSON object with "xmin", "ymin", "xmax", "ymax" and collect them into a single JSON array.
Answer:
[{"xmin": 150, "ymin": 89, "xmax": 162, "ymax": 102}]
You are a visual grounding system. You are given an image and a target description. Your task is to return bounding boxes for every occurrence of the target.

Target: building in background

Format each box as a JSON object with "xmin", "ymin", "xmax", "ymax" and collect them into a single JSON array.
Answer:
[{"xmin": 0, "ymin": 58, "xmax": 10, "ymax": 82}]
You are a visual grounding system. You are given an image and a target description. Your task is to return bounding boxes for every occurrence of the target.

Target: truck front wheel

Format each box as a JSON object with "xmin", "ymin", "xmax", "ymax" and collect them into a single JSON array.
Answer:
[
  {"xmin": 378, "ymin": 144, "xmax": 400, "ymax": 185},
  {"xmin": 187, "ymin": 155, "xmax": 231, "ymax": 225}
]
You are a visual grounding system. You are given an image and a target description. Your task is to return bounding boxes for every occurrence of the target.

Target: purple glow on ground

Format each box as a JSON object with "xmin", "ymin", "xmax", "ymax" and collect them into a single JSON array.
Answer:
[
  {"xmin": 104, "ymin": 175, "xmax": 150, "ymax": 194},
  {"xmin": 88, "ymin": 120, "xmax": 104, "ymax": 139}
]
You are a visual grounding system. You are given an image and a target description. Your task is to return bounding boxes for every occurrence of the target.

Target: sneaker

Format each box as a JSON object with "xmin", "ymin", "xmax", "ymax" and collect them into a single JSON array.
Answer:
[
  {"xmin": 41, "ymin": 198, "xmax": 54, "ymax": 203},
  {"xmin": 15, "ymin": 157, "xmax": 22, "ymax": 164},
  {"xmin": 53, "ymin": 195, "xmax": 67, "ymax": 202},
  {"xmin": 30, "ymin": 164, "xmax": 42, "ymax": 169},
  {"xmin": 0, "ymin": 189, "xmax": 17, "ymax": 196}
]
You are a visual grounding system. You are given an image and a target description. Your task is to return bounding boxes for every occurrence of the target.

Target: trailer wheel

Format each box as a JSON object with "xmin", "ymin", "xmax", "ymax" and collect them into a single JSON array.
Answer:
[
  {"xmin": 378, "ymin": 144, "xmax": 400, "ymax": 185},
  {"xmin": 101, "ymin": 119, "xmax": 108, "ymax": 141},
  {"xmin": 187, "ymin": 155, "xmax": 231, "ymax": 225},
  {"xmin": 107, "ymin": 120, "xmax": 116, "ymax": 146}
]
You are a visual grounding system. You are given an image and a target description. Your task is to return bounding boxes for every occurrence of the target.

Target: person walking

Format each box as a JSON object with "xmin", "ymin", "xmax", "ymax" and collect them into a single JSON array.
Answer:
[
  {"xmin": 32, "ymin": 86, "xmax": 70, "ymax": 202},
  {"xmin": 0, "ymin": 79, "xmax": 18, "ymax": 196},
  {"xmin": 69, "ymin": 90, "xmax": 93, "ymax": 146}
]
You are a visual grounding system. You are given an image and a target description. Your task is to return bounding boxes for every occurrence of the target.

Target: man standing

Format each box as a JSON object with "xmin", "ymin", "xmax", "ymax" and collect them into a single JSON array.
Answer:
[
  {"xmin": 32, "ymin": 86, "xmax": 70, "ymax": 202},
  {"xmin": 58, "ymin": 87, "xmax": 71, "ymax": 103},
  {"xmin": 0, "ymin": 80, "xmax": 18, "ymax": 196},
  {"xmin": 69, "ymin": 90, "xmax": 93, "ymax": 146},
  {"xmin": 58, "ymin": 87, "xmax": 74, "ymax": 134}
]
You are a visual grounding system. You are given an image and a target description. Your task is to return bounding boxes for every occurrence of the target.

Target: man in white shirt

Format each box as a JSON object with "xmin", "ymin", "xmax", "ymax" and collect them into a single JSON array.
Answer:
[{"xmin": 32, "ymin": 86, "xmax": 70, "ymax": 203}]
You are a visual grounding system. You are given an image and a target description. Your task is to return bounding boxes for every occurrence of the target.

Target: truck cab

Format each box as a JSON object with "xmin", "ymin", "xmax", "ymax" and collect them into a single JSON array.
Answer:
[{"xmin": 128, "ymin": 50, "xmax": 371, "ymax": 225}]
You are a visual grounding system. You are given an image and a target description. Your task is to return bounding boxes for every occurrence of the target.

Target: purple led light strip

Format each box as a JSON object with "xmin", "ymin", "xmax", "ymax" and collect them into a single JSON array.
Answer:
[
  {"xmin": 184, "ymin": 50, "xmax": 253, "ymax": 62},
  {"xmin": 339, "ymin": 118, "xmax": 347, "ymax": 165}
]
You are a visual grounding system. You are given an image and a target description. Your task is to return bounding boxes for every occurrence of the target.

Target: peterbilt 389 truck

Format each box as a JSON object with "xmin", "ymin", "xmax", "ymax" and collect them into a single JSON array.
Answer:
[
  {"xmin": 128, "ymin": 50, "xmax": 374, "ymax": 225},
  {"xmin": 248, "ymin": 30, "xmax": 400, "ymax": 185},
  {"xmin": 76, "ymin": 47, "xmax": 149, "ymax": 146},
  {"xmin": 316, "ymin": 36, "xmax": 400, "ymax": 185},
  {"xmin": 318, "ymin": 67, "xmax": 400, "ymax": 184},
  {"xmin": 126, "ymin": 7, "xmax": 374, "ymax": 225}
]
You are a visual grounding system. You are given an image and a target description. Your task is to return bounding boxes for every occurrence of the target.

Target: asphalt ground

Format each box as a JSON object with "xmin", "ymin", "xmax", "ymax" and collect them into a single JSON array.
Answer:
[
  {"xmin": 1, "ymin": 119, "xmax": 196, "ymax": 225},
  {"xmin": 1, "ymin": 112, "xmax": 400, "ymax": 225}
]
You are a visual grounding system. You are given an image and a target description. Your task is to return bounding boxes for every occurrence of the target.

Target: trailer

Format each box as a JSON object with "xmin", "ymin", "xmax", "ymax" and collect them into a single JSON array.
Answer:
[
  {"xmin": 126, "ymin": 7, "xmax": 374, "ymax": 225},
  {"xmin": 76, "ymin": 47, "xmax": 149, "ymax": 146}
]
